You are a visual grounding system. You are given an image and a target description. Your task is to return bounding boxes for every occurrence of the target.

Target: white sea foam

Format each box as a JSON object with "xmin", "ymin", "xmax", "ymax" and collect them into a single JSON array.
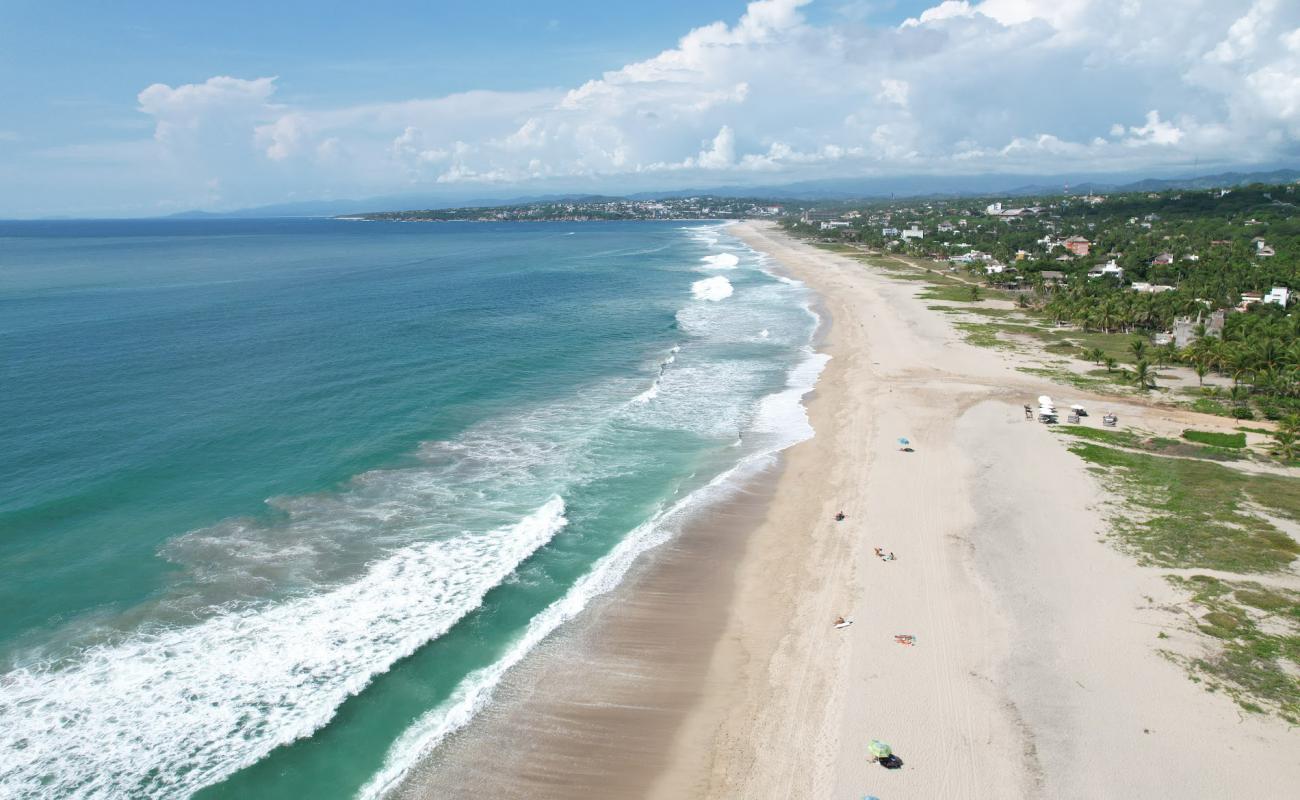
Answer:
[
  {"xmin": 1, "ymin": 222, "xmax": 825, "ymax": 800},
  {"xmin": 631, "ymin": 383, "xmax": 660, "ymax": 404},
  {"xmin": 751, "ymin": 348, "xmax": 831, "ymax": 442},
  {"xmin": 359, "ymin": 360, "xmax": 826, "ymax": 799},
  {"xmin": 630, "ymin": 347, "xmax": 682, "ymax": 405},
  {"xmin": 0, "ymin": 498, "xmax": 568, "ymax": 800},
  {"xmin": 699, "ymin": 252, "xmax": 740, "ymax": 269},
  {"xmin": 691, "ymin": 276, "xmax": 734, "ymax": 302},
  {"xmin": 362, "ymin": 233, "xmax": 832, "ymax": 798}
]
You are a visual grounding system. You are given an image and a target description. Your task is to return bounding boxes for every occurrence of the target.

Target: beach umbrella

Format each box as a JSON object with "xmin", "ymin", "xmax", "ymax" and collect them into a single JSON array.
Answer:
[
  {"xmin": 897, "ymin": 437, "xmax": 910, "ymax": 445},
  {"xmin": 868, "ymin": 739, "xmax": 892, "ymax": 759}
]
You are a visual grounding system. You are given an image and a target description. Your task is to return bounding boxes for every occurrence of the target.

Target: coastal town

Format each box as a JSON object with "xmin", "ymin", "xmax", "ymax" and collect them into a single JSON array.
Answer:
[
  {"xmin": 353, "ymin": 196, "xmax": 784, "ymax": 222},
  {"xmin": 785, "ymin": 181, "xmax": 1300, "ymax": 423}
]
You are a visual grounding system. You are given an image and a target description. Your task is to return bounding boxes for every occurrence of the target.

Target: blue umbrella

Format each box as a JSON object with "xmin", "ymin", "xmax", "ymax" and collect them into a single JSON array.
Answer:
[{"xmin": 897, "ymin": 437, "xmax": 910, "ymax": 445}]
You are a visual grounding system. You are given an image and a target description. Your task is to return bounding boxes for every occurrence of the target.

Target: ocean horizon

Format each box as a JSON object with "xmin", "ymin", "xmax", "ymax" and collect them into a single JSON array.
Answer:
[{"xmin": 0, "ymin": 218, "xmax": 824, "ymax": 798}]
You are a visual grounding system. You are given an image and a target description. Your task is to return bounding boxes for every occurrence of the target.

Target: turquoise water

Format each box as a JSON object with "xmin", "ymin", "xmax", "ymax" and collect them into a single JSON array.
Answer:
[{"xmin": 0, "ymin": 219, "xmax": 822, "ymax": 798}]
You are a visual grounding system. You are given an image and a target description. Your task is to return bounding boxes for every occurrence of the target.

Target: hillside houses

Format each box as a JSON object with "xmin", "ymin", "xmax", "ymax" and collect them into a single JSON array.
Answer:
[{"xmin": 1063, "ymin": 236, "xmax": 1092, "ymax": 256}]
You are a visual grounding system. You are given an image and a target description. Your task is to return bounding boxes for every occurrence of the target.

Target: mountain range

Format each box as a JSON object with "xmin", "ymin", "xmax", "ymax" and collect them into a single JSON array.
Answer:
[{"xmin": 166, "ymin": 167, "xmax": 1300, "ymax": 219}]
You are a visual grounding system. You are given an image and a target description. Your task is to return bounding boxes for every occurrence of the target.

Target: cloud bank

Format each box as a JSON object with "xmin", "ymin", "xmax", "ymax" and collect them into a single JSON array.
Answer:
[{"xmin": 26, "ymin": 0, "xmax": 1300, "ymax": 212}]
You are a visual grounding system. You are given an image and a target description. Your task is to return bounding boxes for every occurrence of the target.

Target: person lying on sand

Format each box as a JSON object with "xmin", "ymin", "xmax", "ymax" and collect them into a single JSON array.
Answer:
[
  {"xmin": 874, "ymin": 547, "xmax": 883, "ymax": 557},
  {"xmin": 894, "ymin": 634, "xmax": 916, "ymax": 645},
  {"xmin": 835, "ymin": 511, "xmax": 846, "ymax": 522}
]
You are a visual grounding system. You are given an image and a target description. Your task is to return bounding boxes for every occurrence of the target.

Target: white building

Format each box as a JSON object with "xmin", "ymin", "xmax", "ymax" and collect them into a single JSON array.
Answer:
[
  {"xmin": 901, "ymin": 226, "xmax": 924, "ymax": 240},
  {"xmin": 1088, "ymin": 260, "xmax": 1124, "ymax": 279},
  {"xmin": 1265, "ymin": 286, "xmax": 1290, "ymax": 306}
]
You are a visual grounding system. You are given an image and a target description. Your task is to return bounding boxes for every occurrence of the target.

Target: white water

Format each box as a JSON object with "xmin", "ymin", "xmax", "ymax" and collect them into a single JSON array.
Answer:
[
  {"xmin": 700, "ymin": 252, "xmax": 740, "ymax": 269},
  {"xmin": 0, "ymin": 499, "xmax": 568, "ymax": 799},
  {"xmin": 0, "ymin": 224, "xmax": 825, "ymax": 800},
  {"xmin": 691, "ymin": 276, "xmax": 734, "ymax": 301},
  {"xmin": 360, "ymin": 348, "xmax": 829, "ymax": 800}
]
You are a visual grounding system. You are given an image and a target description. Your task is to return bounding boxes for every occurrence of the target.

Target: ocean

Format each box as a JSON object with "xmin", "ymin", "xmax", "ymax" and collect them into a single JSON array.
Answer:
[{"xmin": 0, "ymin": 218, "xmax": 824, "ymax": 798}]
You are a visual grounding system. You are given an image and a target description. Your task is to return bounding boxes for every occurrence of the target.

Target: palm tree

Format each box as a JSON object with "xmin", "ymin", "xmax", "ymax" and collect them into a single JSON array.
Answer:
[
  {"xmin": 1131, "ymin": 359, "xmax": 1157, "ymax": 391},
  {"xmin": 1098, "ymin": 300, "xmax": 1118, "ymax": 333},
  {"xmin": 1104, "ymin": 356, "xmax": 1118, "ymax": 373},
  {"xmin": 1155, "ymin": 342, "xmax": 1178, "ymax": 368},
  {"xmin": 1193, "ymin": 360, "xmax": 1210, "ymax": 386},
  {"xmin": 1129, "ymin": 338, "xmax": 1148, "ymax": 363},
  {"xmin": 968, "ymin": 285, "xmax": 982, "ymax": 302},
  {"xmin": 1085, "ymin": 346, "xmax": 1106, "ymax": 365},
  {"xmin": 1271, "ymin": 430, "xmax": 1299, "ymax": 463}
]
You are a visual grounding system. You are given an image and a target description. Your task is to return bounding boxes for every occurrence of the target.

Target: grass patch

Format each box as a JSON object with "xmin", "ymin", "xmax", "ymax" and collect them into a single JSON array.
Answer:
[
  {"xmin": 1183, "ymin": 429, "xmax": 1247, "ymax": 449},
  {"xmin": 927, "ymin": 304, "xmax": 1015, "ymax": 318},
  {"xmin": 1167, "ymin": 575, "xmax": 1300, "ymax": 723},
  {"xmin": 1055, "ymin": 426, "xmax": 1245, "ymax": 461},
  {"xmin": 1054, "ymin": 426, "xmax": 1143, "ymax": 448},
  {"xmin": 1018, "ymin": 366, "xmax": 1130, "ymax": 393},
  {"xmin": 918, "ymin": 284, "xmax": 984, "ymax": 302},
  {"xmin": 1237, "ymin": 426, "xmax": 1272, "ymax": 435},
  {"xmin": 1063, "ymin": 442, "xmax": 1300, "ymax": 572},
  {"xmin": 1190, "ymin": 396, "xmax": 1236, "ymax": 417},
  {"xmin": 953, "ymin": 321, "xmax": 1019, "ymax": 350}
]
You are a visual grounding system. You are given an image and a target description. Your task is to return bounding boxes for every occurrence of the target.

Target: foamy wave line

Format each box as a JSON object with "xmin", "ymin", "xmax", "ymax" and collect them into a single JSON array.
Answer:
[
  {"xmin": 630, "ymin": 347, "xmax": 680, "ymax": 405},
  {"xmin": 0, "ymin": 498, "xmax": 568, "ymax": 800},
  {"xmin": 691, "ymin": 276, "xmax": 733, "ymax": 302},
  {"xmin": 360, "ymin": 348, "xmax": 831, "ymax": 799},
  {"xmin": 699, "ymin": 252, "xmax": 740, "ymax": 269}
]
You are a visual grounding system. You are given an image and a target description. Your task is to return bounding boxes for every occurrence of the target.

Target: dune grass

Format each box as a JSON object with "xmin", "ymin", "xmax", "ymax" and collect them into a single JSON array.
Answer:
[
  {"xmin": 1167, "ymin": 575, "xmax": 1300, "ymax": 723},
  {"xmin": 1063, "ymin": 441, "xmax": 1299, "ymax": 573},
  {"xmin": 1182, "ymin": 429, "xmax": 1247, "ymax": 449}
]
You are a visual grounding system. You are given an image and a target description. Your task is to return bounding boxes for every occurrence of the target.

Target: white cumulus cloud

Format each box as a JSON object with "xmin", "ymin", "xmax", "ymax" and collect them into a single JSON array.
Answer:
[{"xmin": 21, "ymin": 0, "xmax": 1300, "ymax": 214}]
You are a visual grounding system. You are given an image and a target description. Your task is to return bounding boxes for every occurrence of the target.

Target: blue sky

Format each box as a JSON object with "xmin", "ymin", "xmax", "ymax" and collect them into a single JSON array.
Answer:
[{"xmin": 1, "ymin": 0, "xmax": 1296, "ymax": 217}]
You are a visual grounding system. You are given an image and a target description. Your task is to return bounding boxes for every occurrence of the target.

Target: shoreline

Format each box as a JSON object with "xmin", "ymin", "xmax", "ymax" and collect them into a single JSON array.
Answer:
[{"xmin": 399, "ymin": 221, "xmax": 1300, "ymax": 799}]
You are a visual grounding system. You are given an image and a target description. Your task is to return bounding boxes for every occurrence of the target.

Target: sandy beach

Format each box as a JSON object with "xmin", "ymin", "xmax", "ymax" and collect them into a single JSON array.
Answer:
[{"xmin": 402, "ymin": 221, "xmax": 1300, "ymax": 799}]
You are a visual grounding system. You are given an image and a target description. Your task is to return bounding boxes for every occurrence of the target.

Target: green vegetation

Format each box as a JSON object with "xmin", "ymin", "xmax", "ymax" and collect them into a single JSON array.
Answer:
[
  {"xmin": 787, "ymin": 180, "xmax": 1300, "ymax": 420},
  {"xmin": 1062, "ymin": 440, "xmax": 1299, "ymax": 572},
  {"xmin": 1166, "ymin": 575, "xmax": 1300, "ymax": 723},
  {"xmin": 1056, "ymin": 425, "xmax": 1245, "ymax": 461},
  {"xmin": 1182, "ymin": 429, "xmax": 1247, "ymax": 448},
  {"xmin": 919, "ymin": 284, "xmax": 985, "ymax": 302},
  {"xmin": 953, "ymin": 321, "xmax": 1017, "ymax": 350},
  {"xmin": 1016, "ymin": 366, "xmax": 1129, "ymax": 393}
]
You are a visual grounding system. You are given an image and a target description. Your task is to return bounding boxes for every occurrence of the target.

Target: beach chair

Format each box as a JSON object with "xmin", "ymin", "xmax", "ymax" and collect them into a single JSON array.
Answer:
[
  {"xmin": 1102, "ymin": 414, "xmax": 1118, "ymax": 427},
  {"xmin": 1067, "ymin": 413, "xmax": 1081, "ymax": 423}
]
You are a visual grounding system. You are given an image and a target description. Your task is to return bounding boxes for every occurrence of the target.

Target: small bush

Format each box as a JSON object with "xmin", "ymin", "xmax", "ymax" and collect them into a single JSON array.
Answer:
[{"xmin": 1182, "ymin": 429, "xmax": 1247, "ymax": 449}]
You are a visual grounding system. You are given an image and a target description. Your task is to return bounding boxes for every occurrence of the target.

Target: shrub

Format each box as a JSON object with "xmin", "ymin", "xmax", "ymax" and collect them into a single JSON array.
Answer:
[{"xmin": 1182, "ymin": 429, "xmax": 1247, "ymax": 449}]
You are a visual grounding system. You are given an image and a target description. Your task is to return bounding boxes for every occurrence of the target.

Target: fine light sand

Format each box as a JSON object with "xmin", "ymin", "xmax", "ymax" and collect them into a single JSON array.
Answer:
[{"xmin": 403, "ymin": 221, "xmax": 1299, "ymax": 799}]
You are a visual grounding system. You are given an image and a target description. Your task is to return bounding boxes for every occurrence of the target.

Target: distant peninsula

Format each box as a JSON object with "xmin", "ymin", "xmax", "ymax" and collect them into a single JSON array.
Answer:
[{"xmin": 343, "ymin": 196, "xmax": 785, "ymax": 222}]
